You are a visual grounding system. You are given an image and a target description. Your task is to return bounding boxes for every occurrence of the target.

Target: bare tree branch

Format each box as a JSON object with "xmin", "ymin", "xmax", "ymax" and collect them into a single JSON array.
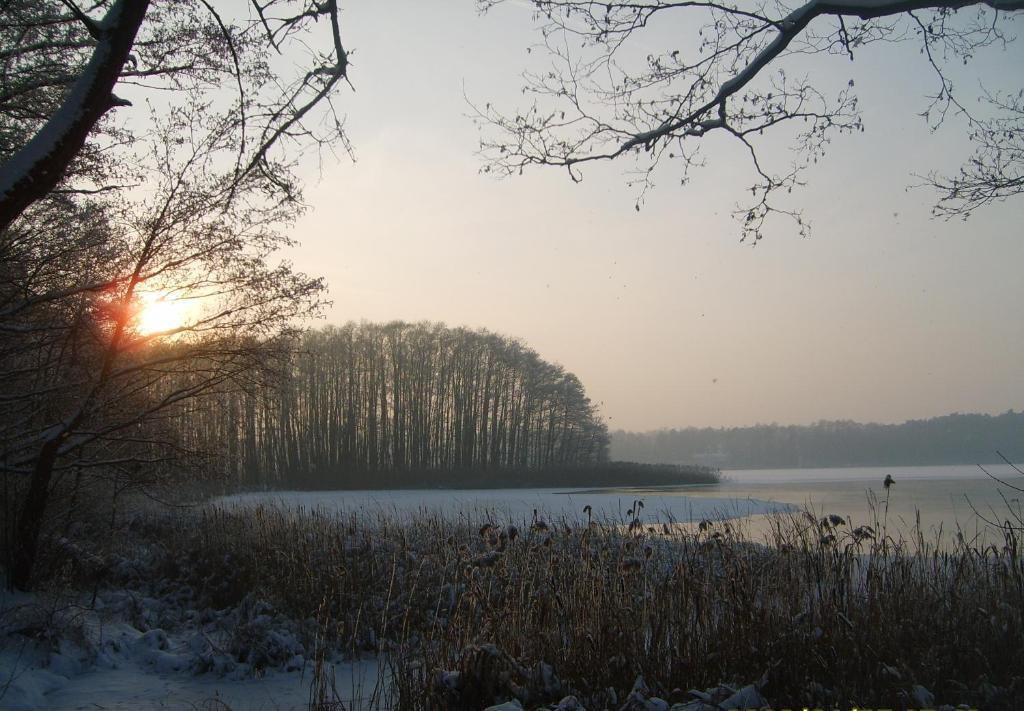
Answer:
[
  {"xmin": 477, "ymin": 0, "xmax": 1024, "ymax": 239},
  {"xmin": 0, "ymin": 0, "xmax": 150, "ymax": 233}
]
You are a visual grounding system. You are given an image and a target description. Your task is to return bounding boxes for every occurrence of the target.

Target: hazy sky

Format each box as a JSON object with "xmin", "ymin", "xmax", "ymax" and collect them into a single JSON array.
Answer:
[{"xmin": 286, "ymin": 2, "xmax": 1023, "ymax": 432}]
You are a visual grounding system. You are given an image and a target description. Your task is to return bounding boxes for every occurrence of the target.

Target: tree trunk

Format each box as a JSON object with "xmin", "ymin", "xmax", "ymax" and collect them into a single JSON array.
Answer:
[
  {"xmin": 0, "ymin": 0, "xmax": 151, "ymax": 233},
  {"xmin": 10, "ymin": 438, "xmax": 60, "ymax": 590}
]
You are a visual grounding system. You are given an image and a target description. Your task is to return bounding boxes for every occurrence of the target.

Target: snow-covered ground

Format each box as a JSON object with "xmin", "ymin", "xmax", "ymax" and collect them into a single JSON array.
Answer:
[
  {"xmin": 4, "ymin": 653, "xmax": 379, "ymax": 710},
  {"xmin": 0, "ymin": 487, "xmax": 793, "ymax": 711},
  {"xmin": 216, "ymin": 486, "xmax": 795, "ymax": 524},
  {"xmin": 0, "ymin": 588, "xmax": 386, "ymax": 710}
]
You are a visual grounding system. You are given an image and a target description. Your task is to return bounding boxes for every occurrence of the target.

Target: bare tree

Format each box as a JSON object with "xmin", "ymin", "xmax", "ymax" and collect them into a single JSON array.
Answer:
[
  {"xmin": 0, "ymin": 1, "xmax": 350, "ymax": 588},
  {"xmin": 475, "ymin": 0, "xmax": 1023, "ymax": 240},
  {"xmin": 0, "ymin": 0, "xmax": 351, "ymax": 232}
]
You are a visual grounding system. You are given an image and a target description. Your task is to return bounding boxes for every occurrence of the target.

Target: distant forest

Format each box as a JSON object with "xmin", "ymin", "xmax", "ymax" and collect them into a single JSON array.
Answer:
[
  {"xmin": 611, "ymin": 411, "xmax": 1024, "ymax": 469},
  {"xmin": 181, "ymin": 322, "xmax": 611, "ymax": 488}
]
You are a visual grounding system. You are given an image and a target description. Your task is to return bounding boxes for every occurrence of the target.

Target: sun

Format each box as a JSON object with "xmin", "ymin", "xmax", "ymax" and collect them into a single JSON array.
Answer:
[{"xmin": 136, "ymin": 292, "xmax": 187, "ymax": 335}]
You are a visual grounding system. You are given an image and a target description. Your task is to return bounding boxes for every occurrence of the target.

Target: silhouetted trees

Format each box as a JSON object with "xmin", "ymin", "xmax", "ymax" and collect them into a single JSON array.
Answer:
[
  {"xmin": 179, "ymin": 322, "xmax": 611, "ymax": 488},
  {"xmin": 612, "ymin": 411, "xmax": 1024, "ymax": 469},
  {"xmin": 1, "ymin": 1, "xmax": 349, "ymax": 589}
]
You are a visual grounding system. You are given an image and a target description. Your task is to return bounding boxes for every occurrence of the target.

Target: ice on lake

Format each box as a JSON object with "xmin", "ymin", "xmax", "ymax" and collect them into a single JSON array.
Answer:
[{"xmin": 216, "ymin": 486, "xmax": 796, "ymax": 524}]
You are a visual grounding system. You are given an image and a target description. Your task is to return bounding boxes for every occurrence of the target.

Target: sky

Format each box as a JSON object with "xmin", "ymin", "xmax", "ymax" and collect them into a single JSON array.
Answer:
[{"xmin": 286, "ymin": 1, "xmax": 1024, "ymax": 432}]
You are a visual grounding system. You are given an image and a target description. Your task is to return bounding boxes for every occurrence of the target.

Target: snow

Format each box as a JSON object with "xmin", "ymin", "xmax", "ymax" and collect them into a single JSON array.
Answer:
[
  {"xmin": 718, "ymin": 684, "xmax": 767, "ymax": 710},
  {"xmin": 0, "ymin": 1, "xmax": 124, "ymax": 205},
  {"xmin": 2, "ymin": 643, "xmax": 381, "ymax": 710},
  {"xmin": 484, "ymin": 701, "xmax": 524, "ymax": 711},
  {"xmin": 911, "ymin": 683, "xmax": 936, "ymax": 707},
  {"xmin": 39, "ymin": 660, "xmax": 380, "ymax": 710},
  {"xmin": 0, "ymin": 588, "xmax": 384, "ymax": 711},
  {"xmin": 483, "ymin": 700, "xmax": 524, "ymax": 711}
]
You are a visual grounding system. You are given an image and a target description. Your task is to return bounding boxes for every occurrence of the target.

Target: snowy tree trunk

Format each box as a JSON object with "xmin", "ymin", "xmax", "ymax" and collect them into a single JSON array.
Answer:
[{"xmin": 0, "ymin": 0, "xmax": 150, "ymax": 233}]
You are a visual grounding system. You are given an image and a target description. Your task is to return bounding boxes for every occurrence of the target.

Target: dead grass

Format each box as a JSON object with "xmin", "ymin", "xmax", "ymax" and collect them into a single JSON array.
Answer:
[{"xmin": 77, "ymin": 501, "xmax": 1024, "ymax": 709}]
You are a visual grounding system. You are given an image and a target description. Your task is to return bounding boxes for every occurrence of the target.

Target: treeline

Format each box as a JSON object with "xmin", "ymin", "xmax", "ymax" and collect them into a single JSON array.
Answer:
[
  {"xmin": 212, "ymin": 462, "xmax": 719, "ymax": 491},
  {"xmin": 179, "ymin": 322, "xmax": 611, "ymax": 488},
  {"xmin": 612, "ymin": 411, "xmax": 1024, "ymax": 469}
]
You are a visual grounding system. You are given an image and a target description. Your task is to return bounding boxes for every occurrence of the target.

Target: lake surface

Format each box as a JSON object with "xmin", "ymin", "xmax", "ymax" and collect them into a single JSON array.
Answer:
[
  {"xmin": 219, "ymin": 464, "xmax": 1023, "ymax": 548},
  {"xmin": 613, "ymin": 464, "xmax": 1023, "ymax": 546},
  {"xmin": 219, "ymin": 486, "xmax": 795, "ymax": 527}
]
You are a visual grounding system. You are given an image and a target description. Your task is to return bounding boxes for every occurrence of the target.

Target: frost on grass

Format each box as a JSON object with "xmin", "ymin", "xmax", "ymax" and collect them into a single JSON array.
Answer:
[
  {"xmin": 2, "ymin": 499, "xmax": 1021, "ymax": 710},
  {"xmin": 0, "ymin": 553, "xmax": 382, "ymax": 710}
]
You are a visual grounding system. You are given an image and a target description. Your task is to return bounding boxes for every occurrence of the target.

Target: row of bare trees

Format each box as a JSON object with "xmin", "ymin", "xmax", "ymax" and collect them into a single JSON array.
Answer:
[{"xmin": 178, "ymin": 322, "xmax": 610, "ymax": 488}]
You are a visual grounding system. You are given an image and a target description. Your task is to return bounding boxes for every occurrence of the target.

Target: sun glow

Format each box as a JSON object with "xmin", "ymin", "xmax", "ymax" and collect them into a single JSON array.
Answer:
[{"xmin": 136, "ymin": 292, "xmax": 187, "ymax": 336}]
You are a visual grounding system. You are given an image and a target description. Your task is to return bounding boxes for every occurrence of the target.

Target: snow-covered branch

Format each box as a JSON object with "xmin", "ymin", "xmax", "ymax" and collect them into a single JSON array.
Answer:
[{"xmin": 0, "ymin": 0, "xmax": 149, "ymax": 233}]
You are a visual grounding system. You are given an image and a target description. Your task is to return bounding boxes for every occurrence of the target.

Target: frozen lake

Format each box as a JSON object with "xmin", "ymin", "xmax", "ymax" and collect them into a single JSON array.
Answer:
[
  {"xmin": 604, "ymin": 463, "xmax": 1023, "ymax": 544},
  {"xmin": 218, "ymin": 486, "xmax": 795, "ymax": 525},
  {"xmin": 218, "ymin": 464, "xmax": 1023, "ymax": 545}
]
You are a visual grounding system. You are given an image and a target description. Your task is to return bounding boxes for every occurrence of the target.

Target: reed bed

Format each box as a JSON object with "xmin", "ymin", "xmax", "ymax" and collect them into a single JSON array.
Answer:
[{"xmin": 98, "ymin": 502, "xmax": 1024, "ymax": 710}]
